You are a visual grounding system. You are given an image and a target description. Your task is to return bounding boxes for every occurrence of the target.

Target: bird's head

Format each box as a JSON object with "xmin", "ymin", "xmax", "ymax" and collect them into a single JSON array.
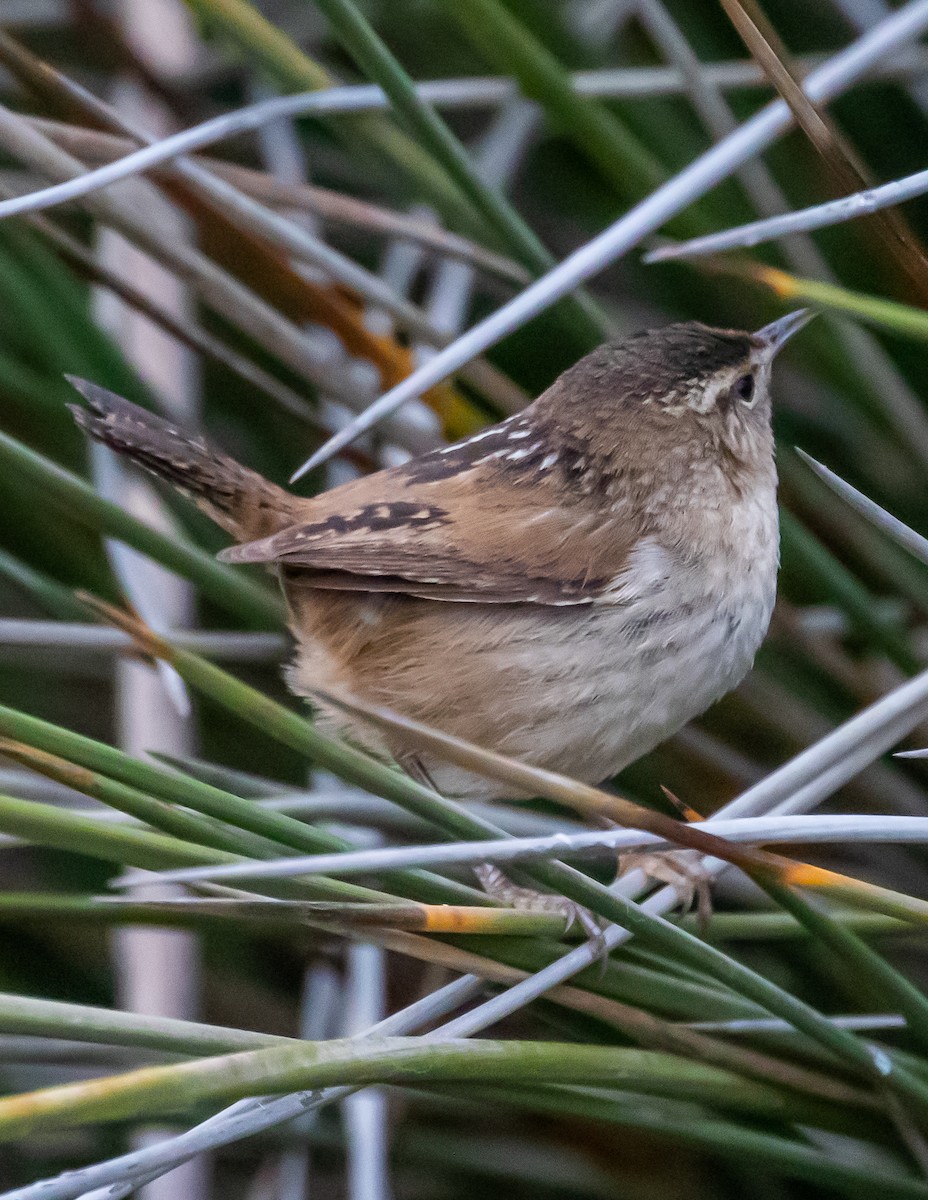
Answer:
[{"xmin": 533, "ymin": 309, "xmax": 813, "ymax": 490}]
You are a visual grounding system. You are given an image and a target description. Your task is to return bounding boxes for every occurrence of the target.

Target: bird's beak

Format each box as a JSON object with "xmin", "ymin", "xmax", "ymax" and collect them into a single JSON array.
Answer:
[{"xmin": 754, "ymin": 308, "xmax": 816, "ymax": 356}]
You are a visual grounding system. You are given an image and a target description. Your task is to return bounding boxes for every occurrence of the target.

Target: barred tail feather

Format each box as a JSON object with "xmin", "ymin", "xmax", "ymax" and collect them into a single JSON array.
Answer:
[{"xmin": 67, "ymin": 376, "xmax": 299, "ymax": 544}]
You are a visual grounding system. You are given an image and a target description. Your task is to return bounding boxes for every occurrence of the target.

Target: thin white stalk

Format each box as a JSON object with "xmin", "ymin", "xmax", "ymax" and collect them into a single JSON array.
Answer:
[
  {"xmin": 90, "ymin": 445, "xmax": 192, "ymax": 716},
  {"xmin": 25, "ymin": 119, "xmax": 528, "ymax": 284},
  {"xmin": 688, "ymin": 1013, "xmax": 907, "ymax": 1034},
  {"xmin": 646, "ymin": 166, "xmax": 928, "ymax": 261},
  {"xmin": 342, "ymin": 943, "xmax": 392, "ymax": 1200},
  {"xmin": 833, "ymin": 0, "xmax": 928, "ymax": 110},
  {"xmin": 124, "ymin": 814, "xmax": 928, "ymax": 886},
  {"xmin": 289, "ymin": 0, "xmax": 928, "ymax": 478},
  {"xmin": 258, "ymin": 794, "xmax": 587, "ymax": 837},
  {"xmin": 797, "ymin": 450, "xmax": 928, "ymax": 567},
  {"xmin": 0, "ymin": 791, "xmax": 452, "ymax": 846},
  {"xmin": 0, "ymin": 620, "xmax": 286, "ymax": 661}
]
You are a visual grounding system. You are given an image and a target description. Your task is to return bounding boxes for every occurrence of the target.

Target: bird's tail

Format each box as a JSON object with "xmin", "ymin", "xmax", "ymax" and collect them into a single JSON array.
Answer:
[{"xmin": 68, "ymin": 377, "xmax": 301, "ymax": 544}]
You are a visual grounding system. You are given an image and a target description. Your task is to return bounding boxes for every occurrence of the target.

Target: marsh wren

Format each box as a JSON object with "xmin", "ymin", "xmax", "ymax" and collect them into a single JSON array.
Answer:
[{"xmin": 70, "ymin": 311, "xmax": 811, "ymax": 799}]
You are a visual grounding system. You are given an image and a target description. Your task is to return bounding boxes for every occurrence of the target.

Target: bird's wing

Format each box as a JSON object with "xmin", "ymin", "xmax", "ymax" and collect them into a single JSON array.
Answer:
[{"xmin": 219, "ymin": 435, "xmax": 639, "ymax": 605}]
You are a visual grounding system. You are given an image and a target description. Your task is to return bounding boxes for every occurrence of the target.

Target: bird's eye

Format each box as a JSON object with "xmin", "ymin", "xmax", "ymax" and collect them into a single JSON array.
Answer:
[{"xmin": 734, "ymin": 373, "xmax": 755, "ymax": 404}]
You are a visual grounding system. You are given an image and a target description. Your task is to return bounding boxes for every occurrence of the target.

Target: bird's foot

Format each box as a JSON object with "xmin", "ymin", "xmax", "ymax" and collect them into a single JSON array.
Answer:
[
  {"xmin": 621, "ymin": 850, "xmax": 714, "ymax": 931},
  {"xmin": 473, "ymin": 863, "xmax": 607, "ymax": 951}
]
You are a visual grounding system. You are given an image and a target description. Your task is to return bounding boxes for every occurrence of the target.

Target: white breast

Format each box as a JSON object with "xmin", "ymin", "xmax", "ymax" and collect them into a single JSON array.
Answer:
[{"xmin": 577, "ymin": 492, "xmax": 779, "ymax": 774}]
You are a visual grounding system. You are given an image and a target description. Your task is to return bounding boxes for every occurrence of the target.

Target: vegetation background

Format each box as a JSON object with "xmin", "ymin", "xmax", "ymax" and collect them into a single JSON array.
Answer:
[{"xmin": 3, "ymin": 0, "xmax": 928, "ymax": 1197}]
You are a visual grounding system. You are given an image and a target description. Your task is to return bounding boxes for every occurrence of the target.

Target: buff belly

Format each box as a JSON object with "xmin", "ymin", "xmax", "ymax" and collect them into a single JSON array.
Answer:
[{"xmin": 285, "ymin": 562, "xmax": 776, "ymax": 801}]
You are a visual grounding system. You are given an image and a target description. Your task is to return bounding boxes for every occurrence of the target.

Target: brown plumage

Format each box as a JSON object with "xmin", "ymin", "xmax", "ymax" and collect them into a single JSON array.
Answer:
[
  {"xmin": 68, "ymin": 377, "xmax": 302, "ymax": 544},
  {"xmin": 69, "ymin": 313, "xmax": 811, "ymax": 799}
]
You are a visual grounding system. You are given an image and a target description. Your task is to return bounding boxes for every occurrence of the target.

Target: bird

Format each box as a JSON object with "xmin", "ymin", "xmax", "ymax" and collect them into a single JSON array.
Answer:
[{"xmin": 68, "ymin": 309, "xmax": 812, "ymax": 802}]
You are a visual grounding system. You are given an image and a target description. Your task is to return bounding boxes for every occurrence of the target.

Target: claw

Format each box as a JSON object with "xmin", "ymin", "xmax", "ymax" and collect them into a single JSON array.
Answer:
[
  {"xmin": 474, "ymin": 863, "xmax": 609, "ymax": 958},
  {"xmin": 621, "ymin": 850, "xmax": 714, "ymax": 932},
  {"xmin": 564, "ymin": 902, "xmax": 610, "ymax": 963}
]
